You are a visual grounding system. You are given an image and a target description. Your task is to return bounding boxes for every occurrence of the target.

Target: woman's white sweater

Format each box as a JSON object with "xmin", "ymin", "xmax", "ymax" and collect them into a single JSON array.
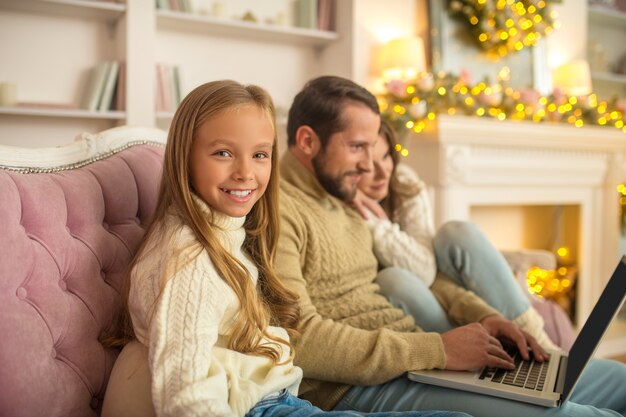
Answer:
[{"xmin": 366, "ymin": 163, "xmax": 438, "ymax": 286}]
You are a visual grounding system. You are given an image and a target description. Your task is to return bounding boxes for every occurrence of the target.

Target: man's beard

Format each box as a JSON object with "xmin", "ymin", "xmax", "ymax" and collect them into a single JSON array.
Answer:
[{"xmin": 312, "ymin": 152, "xmax": 358, "ymax": 202}]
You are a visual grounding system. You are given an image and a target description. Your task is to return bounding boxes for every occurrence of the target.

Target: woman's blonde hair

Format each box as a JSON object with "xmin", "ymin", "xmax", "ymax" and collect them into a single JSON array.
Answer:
[
  {"xmin": 113, "ymin": 80, "xmax": 299, "ymax": 363},
  {"xmin": 379, "ymin": 119, "xmax": 420, "ymax": 216}
]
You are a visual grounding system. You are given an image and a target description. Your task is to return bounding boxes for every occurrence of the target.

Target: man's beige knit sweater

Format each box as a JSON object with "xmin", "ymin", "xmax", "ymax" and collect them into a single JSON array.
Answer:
[{"xmin": 276, "ymin": 151, "xmax": 499, "ymax": 410}]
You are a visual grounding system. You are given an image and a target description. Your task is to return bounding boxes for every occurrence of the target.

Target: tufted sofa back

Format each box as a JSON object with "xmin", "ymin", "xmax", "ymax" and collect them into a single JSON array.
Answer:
[{"xmin": 0, "ymin": 128, "xmax": 166, "ymax": 417}]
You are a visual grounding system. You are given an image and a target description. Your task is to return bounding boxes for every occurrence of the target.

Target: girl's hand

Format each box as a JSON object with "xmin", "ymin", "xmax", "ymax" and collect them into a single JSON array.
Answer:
[{"xmin": 349, "ymin": 189, "xmax": 388, "ymax": 220}]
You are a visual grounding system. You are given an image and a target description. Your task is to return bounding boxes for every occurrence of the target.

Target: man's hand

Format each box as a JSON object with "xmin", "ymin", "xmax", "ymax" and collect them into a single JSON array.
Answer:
[
  {"xmin": 480, "ymin": 314, "xmax": 549, "ymax": 362},
  {"xmin": 441, "ymin": 323, "xmax": 515, "ymax": 371},
  {"xmin": 348, "ymin": 189, "xmax": 388, "ymax": 220}
]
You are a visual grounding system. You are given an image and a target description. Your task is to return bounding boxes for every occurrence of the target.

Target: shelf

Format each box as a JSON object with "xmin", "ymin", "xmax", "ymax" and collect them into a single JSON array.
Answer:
[
  {"xmin": 0, "ymin": 0, "xmax": 125, "ymax": 23},
  {"xmin": 588, "ymin": 5, "xmax": 626, "ymax": 27},
  {"xmin": 0, "ymin": 107, "xmax": 126, "ymax": 120},
  {"xmin": 156, "ymin": 10, "xmax": 338, "ymax": 47},
  {"xmin": 591, "ymin": 71, "xmax": 626, "ymax": 85}
]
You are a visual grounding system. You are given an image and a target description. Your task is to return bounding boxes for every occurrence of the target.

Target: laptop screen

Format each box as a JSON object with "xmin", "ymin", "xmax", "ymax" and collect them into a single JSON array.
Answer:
[{"xmin": 562, "ymin": 256, "xmax": 626, "ymax": 402}]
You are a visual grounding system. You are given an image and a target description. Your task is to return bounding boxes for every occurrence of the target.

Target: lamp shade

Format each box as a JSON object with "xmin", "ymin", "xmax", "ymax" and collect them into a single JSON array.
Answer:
[
  {"xmin": 552, "ymin": 60, "xmax": 592, "ymax": 96},
  {"xmin": 380, "ymin": 36, "xmax": 426, "ymax": 81}
]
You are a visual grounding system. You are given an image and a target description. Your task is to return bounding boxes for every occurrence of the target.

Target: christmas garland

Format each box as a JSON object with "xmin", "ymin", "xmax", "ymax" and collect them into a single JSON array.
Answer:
[
  {"xmin": 380, "ymin": 69, "xmax": 626, "ymax": 145},
  {"xmin": 447, "ymin": 0, "xmax": 561, "ymax": 58}
]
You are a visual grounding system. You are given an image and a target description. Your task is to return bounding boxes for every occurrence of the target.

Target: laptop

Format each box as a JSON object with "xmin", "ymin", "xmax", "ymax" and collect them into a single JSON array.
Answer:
[{"xmin": 408, "ymin": 255, "xmax": 626, "ymax": 407}]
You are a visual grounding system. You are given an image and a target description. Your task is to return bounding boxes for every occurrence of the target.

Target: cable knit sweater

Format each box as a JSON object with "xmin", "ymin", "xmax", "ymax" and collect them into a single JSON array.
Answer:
[
  {"xmin": 128, "ymin": 196, "xmax": 302, "ymax": 417},
  {"xmin": 365, "ymin": 163, "xmax": 437, "ymax": 286},
  {"xmin": 276, "ymin": 152, "xmax": 499, "ymax": 410}
]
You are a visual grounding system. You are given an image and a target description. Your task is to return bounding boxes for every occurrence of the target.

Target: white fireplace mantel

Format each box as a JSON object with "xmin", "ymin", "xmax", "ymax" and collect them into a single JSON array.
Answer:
[{"xmin": 404, "ymin": 115, "xmax": 626, "ymax": 355}]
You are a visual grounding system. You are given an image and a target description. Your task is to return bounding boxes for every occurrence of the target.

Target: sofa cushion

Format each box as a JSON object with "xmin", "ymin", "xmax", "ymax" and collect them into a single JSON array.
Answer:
[{"xmin": 0, "ymin": 142, "xmax": 164, "ymax": 417}]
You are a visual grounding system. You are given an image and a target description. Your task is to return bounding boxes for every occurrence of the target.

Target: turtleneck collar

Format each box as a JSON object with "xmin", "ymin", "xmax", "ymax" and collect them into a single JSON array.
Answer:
[{"xmin": 191, "ymin": 193, "xmax": 246, "ymax": 232}]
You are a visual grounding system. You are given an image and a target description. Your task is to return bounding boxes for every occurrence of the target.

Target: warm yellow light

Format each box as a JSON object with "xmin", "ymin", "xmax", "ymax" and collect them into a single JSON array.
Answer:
[
  {"xmin": 557, "ymin": 247, "xmax": 569, "ymax": 257},
  {"xmin": 438, "ymin": 87, "xmax": 446, "ymax": 95},
  {"xmin": 400, "ymin": 148, "xmax": 409, "ymax": 157},
  {"xmin": 477, "ymin": 108, "xmax": 485, "ymax": 116},
  {"xmin": 470, "ymin": 16, "xmax": 479, "ymax": 25},
  {"xmin": 575, "ymin": 120, "xmax": 584, "ymax": 127},
  {"xmin": 380, "ymin": 36, "xmax": 426, "ymax": 82},
  {"xmin": 392, "ymin": 105, "xmax": 403, "ymax": 114},
  {"xmin": 552, "ymin": 60, "xmax": 592, "ymax": 96},
  {"xmin": 479, "ymin": 33, "xmax": 488, "ymax": 42},
  {"xmin": 395, "ymin": 144, "xmax": 402, "ymax": 152},
  {"xmin": 427, "ymin": 112, "xmax": 436, "ymax": 120},
  {"xmin": 406, "ymin": 121, "xmax": 414, "ymax": 129},
  {"xmin": 406, "ymin": 86, "xmax": 415, "ymax": 94}
]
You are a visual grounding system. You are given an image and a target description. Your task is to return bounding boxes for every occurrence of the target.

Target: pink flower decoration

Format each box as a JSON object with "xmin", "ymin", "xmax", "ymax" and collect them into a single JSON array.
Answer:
[
  {"xmin": 519, "ymin": 88, "xmax": 541, "ymax": 105},
  {"xmin": 459, "ymin": 69, "xmax": 471, "ymax": 85},
  {"xmin": 386, "ymin": 80, "xmax": 408, "ymax": 98}
]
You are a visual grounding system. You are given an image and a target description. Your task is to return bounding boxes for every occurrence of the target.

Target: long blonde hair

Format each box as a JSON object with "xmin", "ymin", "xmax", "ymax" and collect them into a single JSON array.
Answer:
[{"xmin": 114, "ymin": 80, "xmax": 299, "ymax": 363}]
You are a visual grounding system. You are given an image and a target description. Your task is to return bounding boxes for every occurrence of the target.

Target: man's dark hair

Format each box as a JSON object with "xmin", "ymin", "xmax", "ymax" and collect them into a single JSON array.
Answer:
[{"xmin": 287, "ymin": 76, "xmax": 380, "ymax": 148}]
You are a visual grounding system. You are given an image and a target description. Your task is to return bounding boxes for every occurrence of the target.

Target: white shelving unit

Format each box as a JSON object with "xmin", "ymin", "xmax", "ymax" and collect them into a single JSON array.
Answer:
[
  {"xmin": 156, "ymin": 9, "xmax": 338, "ymax": 47},
  {"xmin": 0, "ymin": 0, "xmax": 125, "ymax": 21},
  {"xmin": 0, "ymin": 106, "xmax": 125, "ymax": 120},
  {"xmin": 0, "ymin": 0, "xmax": 352, "ymax": 147},
  {"xmin": 587, "ymin": 5, "xmax": 626, "ymax": 100}
]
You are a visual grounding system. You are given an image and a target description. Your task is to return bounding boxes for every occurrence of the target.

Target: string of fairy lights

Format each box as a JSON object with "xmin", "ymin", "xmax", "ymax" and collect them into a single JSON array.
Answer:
[{"xmin": 379, "ymin": 67, "xmax": 626, "ymax": 158}]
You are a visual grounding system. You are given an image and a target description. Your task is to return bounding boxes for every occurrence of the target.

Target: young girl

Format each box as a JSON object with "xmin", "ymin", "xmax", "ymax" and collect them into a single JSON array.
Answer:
[
  {"xmin": 104, "ymin": 81, "xmax": 471, "ymax": 417},
  {"xmin": 352, "ymin": 120, "xmax": 559, "ymax": 352}
]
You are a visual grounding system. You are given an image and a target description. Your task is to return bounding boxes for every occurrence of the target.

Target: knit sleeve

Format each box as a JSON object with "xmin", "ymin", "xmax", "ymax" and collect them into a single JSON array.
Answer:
[
  {"xmin": 149, "ymin": 255, "xmax": 236, "ymax": 417},
  {"xmin": 369, "ymin": 164, "xmax": 437, "ymax": 286},
  {"xmin": 276, "ymin": 193, "xmax": 447, "ymax": 385},
  {"xmin": 430, "ymin": 273, "xmax": 500, "ymax": 325}
]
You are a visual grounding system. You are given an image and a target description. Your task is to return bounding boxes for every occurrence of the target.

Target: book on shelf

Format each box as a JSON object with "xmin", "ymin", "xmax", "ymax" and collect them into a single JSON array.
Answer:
[
  {"xmin": 155, "ymin": 0, "xmax": 170, "ymax": 11},
  {"xmin": 156, "ymin": 0, "xmax": 193, "ymax": 13},
  {"xmin": 81, "ymin": 61, "xmax": 111, "ymax": 112},
  {"xmin": 155, "ymin": 63, "xmax": 183, "ymax": 113},
  {"xmin": 297, "ymin": 0, "xmax": 318, "ymax": 29},
  {"xmin": 98, "ymin": 60, "xmax": 120, "ymax": 111},
  {"xmin": 317, "ymin": 0, "xmax": 335, "ymax": 31},
  {"xmin": 113, "ymin": 61, "xmax": 126, "ymax": 112}
]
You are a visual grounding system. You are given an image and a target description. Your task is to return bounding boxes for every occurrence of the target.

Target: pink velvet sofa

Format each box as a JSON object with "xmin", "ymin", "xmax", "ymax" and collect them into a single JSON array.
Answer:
[
  {"xmin": 0, "ymin": 126, "xmax": 167, "ymax": 417},
  {"xmin": 0, "ymin": 125, "xmax": 574, "ymax": 417}
]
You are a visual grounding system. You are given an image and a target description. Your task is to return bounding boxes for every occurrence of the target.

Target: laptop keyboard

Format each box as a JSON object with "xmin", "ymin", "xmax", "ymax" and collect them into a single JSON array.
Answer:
[{"xmin": 479, "ymin": 345, "xmax": 551, "ymax": 391}]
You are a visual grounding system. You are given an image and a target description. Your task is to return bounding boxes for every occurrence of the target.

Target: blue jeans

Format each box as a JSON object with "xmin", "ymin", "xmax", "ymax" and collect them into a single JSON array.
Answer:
[
  {"xmin": 246, "ymin": 390, "xmax": 471, "ymax": 417},
  {"xmin": 334, "ymin": 359, "xmax": 626, "ymax": 417},
  {"xmin": 376, "ymin": 221, "xmax": 530, "ymax": 332}
]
